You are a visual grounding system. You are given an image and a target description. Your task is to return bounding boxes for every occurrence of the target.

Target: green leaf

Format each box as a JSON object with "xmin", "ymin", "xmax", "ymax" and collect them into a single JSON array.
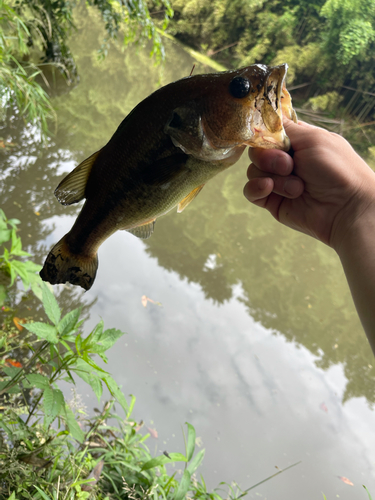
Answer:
[
  {"xmin": 174, "ymin": 469, "xmax": 191, "ymax": 500},
  {"xmin": 42, "ymin": 282, "xmax": 61, "ymax": 325},
  {"xmin": 103, "ymin": 375, "xmax": 128, "ymax": 414},
  {"xmin": 75, "ymin": 333, "xmax": 82, "ymax": 354},
  {"xmin": 82, "ymin": 354, "xmax": 108, "ymax": 374},
  {"xmin": 26, "ymin": 374, "xmax": 49, "ymax": 390},
  {"xmin": 0, "ymin": 285, "xmax": 7, "ymax": 306},
  {"xmin": 64, "ymin": 405, "xmax": 84, "ymax": 443},
  {"xmin": 10, "ymin": 232, "xmax": 29, "ymax": 256},
  {"xmin": 187, "ymin": 449, "xmax": 205, "ymax": 475},
  {"xmin": 0, "ymin": 229, "xmax": 11, "ymax": 245},
  {"xmin": 3, "ymin": 366, "xmax": 22, "ymax": 378},
  {"xmin": 7, "ymin": 492, "xmax": 17, "ymax": 500},
  {"xmin": 97, "ymin": 328, "xmax": 126, "ymax": 351},
  {"xmin": 34, "ymin": 485, "xmax": 53, "ymax": 500},
  {"xmin": 141, "ymin": 453, "xmax": 187, "ymax": 471},
  {"xmin": 0, "ymin": 419, "xmax": 14, "ymax": 439},
  {"xmin": 43, "ymin": 386, "xmax": 65, "ymax": 426},
  {"xmin": 0, "ymin": 380, "xmax": 10, "ymax": 392},
  {"xmin": 7, "ymin": 218, "xmax": 20, "ymax": 227},
  {"xmin": 31, "ymin": 280, "xmax": 43, "ymax": 301},
  {"xmin": 23, "ymin": 322, "xmax": 58, "ymax": 343},
  {"xmin": 85, "ymin": 320, "xmax": 104, "ymax": 346},
  {"xmin": 58, "ymin": 307, "xmax": 81, "ymax": 336},
  {"xmin": 91, "ymin": 377, "xmax": 103, "ymax": 402},
  {"xmin": 73, "ymin": 359, "xmax": 103, "ymax": 402},
  {"xmin": 127, "ymin": 394, "xmax": 136, "ymax": 419},
  {"xmin": 23, "ymin": 260, "xmax": 42, "ymax": 273},
  {"xmin": 363, "ymin": 485, "xmax": 373, "ymax": 500},
  {"xmin": 9, "ymin": 260, "xmax": 30, "ymax": 288},
  {"xmin": 185, "ymin": 422, "xmax": 195, "ymax": 461},
  {"xmin": 0, "ymin": 379, "xmax": 21, "ymax": 394}
]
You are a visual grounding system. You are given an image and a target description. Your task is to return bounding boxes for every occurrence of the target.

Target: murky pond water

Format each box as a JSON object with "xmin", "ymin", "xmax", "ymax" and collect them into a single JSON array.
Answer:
[{"xmin": 1, "ymin": 6, "xmax": 375, "ymax": 499}]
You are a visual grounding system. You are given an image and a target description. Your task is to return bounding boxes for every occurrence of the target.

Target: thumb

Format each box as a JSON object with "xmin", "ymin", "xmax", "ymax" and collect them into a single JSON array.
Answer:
[{"xmin": 283, "ymin": 117, "xmax": 323, "ymax": 151}]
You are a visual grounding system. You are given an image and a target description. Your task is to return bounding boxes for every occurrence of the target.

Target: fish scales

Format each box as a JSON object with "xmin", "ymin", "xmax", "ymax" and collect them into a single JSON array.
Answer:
[{"xmin": 40, "ymin": 64, "xmax": 297, "ymax": 290}]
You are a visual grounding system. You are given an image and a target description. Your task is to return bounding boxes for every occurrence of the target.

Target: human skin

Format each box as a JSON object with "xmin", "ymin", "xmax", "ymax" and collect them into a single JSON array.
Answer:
[{"xmin": 243, "ymin": 118, "xmax": 375, "ymax": 355}]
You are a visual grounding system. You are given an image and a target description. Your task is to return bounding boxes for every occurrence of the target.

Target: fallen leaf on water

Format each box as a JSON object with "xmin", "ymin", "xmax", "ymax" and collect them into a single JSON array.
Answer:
[
  {"xmin": 81, "ymin": 460, "xmax": 104, "ymax": 492},
  {"xmin": 5, "ymin": 358, "xmax": 22, "ymax": 368},
  {"xmin": 147, "ymin": 427, "xmax": 158, "ymax": 439},
  {"xmin": 141, "ymin": 295, "xmax": 162, "ymax": 308},
  {"xmin": 320, "ymin": 402, "xmax": 328, "ymax": 413},
  {"xmin": 13, "ymin": 317, "xmax": 26, "ymax": 331},
  {"xmin": 338, "ymin": 476, "xmax": 354, "ymax": 486}
]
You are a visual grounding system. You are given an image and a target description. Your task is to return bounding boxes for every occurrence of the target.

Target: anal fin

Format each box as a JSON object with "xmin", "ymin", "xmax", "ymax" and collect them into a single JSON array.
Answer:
[
  {"xmin": 126, "ymin": 219, "xmax": 156, "ymax": 239},
  {"xmin": 177, "ymin": 185, "xmax": 205, "ymax": 213}
]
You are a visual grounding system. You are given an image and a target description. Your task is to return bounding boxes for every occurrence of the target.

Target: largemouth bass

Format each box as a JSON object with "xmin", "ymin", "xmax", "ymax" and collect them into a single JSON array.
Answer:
[{"xmin": 40, "ymin": 64, "xmax": 297, "ymax": 290}]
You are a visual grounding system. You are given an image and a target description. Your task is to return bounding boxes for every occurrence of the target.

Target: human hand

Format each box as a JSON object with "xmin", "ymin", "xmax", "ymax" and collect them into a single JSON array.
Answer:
[{"xmin": 243, "ymin": 119, "xmax": 375, "ymax": 252}]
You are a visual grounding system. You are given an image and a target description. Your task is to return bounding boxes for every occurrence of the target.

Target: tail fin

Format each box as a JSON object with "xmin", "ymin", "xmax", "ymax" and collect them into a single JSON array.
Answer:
[{"xmin": 40, "ymin": 236, "xmax": 98, "ymax": 291}]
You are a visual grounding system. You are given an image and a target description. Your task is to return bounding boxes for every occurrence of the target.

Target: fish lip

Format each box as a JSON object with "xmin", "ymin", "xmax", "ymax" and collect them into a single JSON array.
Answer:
[
  {"xmin": 244, "ymin": 64, "xmax": 291, "ymax": 151},
  {"xmin": 264, "ymin": 63, "xmax": 288, "ymax": 116},
  {"xmin": 276, "ymin": 64, "xmax": 288, "ymax": 114}
]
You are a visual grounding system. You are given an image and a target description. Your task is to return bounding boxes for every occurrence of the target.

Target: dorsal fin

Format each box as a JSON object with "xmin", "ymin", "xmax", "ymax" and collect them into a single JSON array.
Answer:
[
  {"xmin": 55, "ymin": 150, "xmax": 101, "ymax": 206},
  {"xmin": 126, "ymin": 219, "xmax": 156, "ymax": 239},
  {"xmin": 177, "ymin": 185, "xmax": 205, "ymax": 213}
]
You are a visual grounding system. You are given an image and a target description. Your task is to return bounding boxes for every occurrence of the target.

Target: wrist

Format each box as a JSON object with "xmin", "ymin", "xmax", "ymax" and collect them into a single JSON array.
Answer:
[{"xmin": 333, "ymin": 200, "xmax": 375, "ymax": 258}]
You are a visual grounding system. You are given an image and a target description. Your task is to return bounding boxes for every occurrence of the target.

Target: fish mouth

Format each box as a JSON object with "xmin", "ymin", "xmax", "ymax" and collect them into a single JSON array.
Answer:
[{"xmin": 245, "ymin": 63, "xmax": 296, "ymax": 151}]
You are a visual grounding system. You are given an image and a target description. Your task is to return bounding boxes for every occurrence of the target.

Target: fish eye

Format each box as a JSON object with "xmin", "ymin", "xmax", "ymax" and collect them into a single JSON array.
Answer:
[{"xmin": 229, "ymin": 76, "xmax": 251, "ymax": 98}]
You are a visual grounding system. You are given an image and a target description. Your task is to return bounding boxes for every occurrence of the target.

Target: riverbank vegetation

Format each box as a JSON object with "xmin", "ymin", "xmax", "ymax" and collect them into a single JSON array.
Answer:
[
  {"xmin": 0, "ymin": 212, "xmax": 212, "ymax": 498},
  {"xmin": 0, "ymin": 0, "xmax": 172, "ymax": 135},
  {"xmin": 167, "ymin": 0, "xmax": 375, "ymax": 124},
  {"xmin": 0, "ymin": 211, "xmax": 302, "ymax": 498}
]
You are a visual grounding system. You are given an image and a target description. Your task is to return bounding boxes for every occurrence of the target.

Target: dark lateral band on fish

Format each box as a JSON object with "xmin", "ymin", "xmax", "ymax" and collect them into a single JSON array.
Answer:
[{"xmin": 40, "ymin": 64, "xmax": 297, "ymax": 290}]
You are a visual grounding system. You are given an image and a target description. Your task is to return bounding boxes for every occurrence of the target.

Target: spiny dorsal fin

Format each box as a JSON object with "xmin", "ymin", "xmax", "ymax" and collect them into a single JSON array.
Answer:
[
  {"xmin": 177, "ymin": 185, "xmax": 205, "ymax": 213},
  {"xmin": 126, "ymin": 219, "xmax": 156, "ymax": 239},
  {"xmin": 55, "ymin": 150, "xmax": 101, "ymax": 206}
]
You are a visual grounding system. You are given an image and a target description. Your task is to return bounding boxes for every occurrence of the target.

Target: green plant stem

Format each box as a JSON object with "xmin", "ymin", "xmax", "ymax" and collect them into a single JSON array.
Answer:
[
  {"xmin": 25, "ymin": 390, "xmax": 44, "ymax": 425},
  {"xmin": 0, "ymin": 341, "xmax": 49, "ymax": 395},
  {"xmin": 235, "ymin": 461, "xmax": 302, "ymax": 498},
  {"xmin": 81, "ymin": 400, "xmax": 113, "ymax": 448}
]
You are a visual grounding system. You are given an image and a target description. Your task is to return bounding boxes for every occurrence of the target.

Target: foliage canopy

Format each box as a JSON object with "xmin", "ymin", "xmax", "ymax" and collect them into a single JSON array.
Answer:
[
  {"xmin": 0, "ymin": 0, "xmax": 172, "ymax": 135},
  {"xmin": 168, "ymin": 0, "xmax": 375, "ymax": 121}
]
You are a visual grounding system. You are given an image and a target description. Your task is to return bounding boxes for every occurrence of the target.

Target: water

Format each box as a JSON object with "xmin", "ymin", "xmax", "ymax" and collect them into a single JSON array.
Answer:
[{"xmin": 1, "ymin": 5, "xmax": 374, "ymax": 499}]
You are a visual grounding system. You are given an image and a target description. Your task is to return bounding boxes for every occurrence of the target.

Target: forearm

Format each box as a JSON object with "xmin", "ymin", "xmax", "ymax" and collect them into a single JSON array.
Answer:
[{"xmin": 337, "ymin": 210, "xmax": 375, "ymax": 355}]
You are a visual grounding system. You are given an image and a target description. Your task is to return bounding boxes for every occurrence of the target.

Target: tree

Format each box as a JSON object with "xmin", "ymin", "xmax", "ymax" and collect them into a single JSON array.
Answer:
[
  {"xmin": 168, "ymin": 0, "xmax": 375, "ymax": 123},
  {"xmin": 0, "ymin": 0, "xmax": 172, "ymax": 136}
]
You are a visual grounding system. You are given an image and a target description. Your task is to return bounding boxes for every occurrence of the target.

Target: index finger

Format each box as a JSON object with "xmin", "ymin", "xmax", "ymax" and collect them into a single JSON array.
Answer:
[{"xmin": 248, "ymin": 147, "xmax": 294, "ymax": 176}]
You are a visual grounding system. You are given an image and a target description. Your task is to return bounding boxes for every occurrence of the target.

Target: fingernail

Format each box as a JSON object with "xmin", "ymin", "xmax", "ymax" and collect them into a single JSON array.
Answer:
[{"xmin": 284, "ymin": 178, "xmax": 301, "ymax": 196}]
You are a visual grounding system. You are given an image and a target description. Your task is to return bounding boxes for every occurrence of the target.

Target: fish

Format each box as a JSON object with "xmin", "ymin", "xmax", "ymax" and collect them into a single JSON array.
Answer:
[{"xmin": 40, "ymin": 63, "xmax": 297, "ymax": 290}]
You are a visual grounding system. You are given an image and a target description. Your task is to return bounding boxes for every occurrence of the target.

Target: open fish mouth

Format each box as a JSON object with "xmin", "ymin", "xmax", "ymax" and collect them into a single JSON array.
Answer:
[{"xmin": 246, "ymin": 63, "xmax": 297, "ymax": 151}]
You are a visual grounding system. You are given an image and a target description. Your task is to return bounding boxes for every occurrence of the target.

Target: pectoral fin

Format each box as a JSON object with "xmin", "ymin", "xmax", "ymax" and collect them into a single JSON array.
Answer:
[
  {"xmin": 164, "ymin": 103, "xmax": 204, "ymax": 156},
  {"xmin": 55, "ymin": 150, "xmax": 101, "ymax": 205},
  {"xmin": 177, "ymin": 185, "xmax": 205, "ymax": 213},
  {"xmin": 126, "ymin": 219, "xmax": 156, "ymax": 239}
]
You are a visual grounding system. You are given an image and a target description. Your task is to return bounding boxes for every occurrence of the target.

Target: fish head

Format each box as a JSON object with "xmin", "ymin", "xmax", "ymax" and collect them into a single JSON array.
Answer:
[{"xmin": 201, "ymin": 63, "xmax": 297, "ymax": 152}]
